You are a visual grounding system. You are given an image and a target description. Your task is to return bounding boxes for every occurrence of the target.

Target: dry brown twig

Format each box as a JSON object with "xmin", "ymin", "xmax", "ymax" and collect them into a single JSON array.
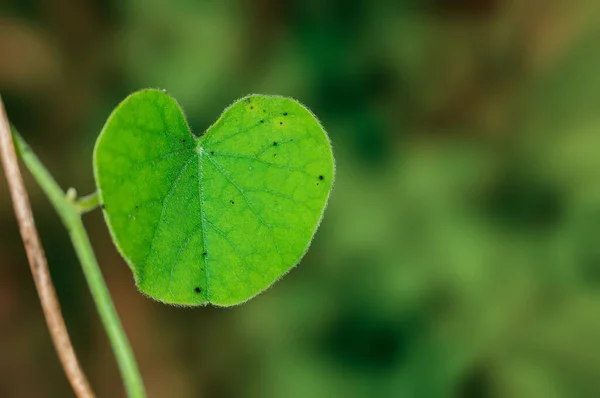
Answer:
[{"xmin": 0, "ymin": 94, "xmax": 95, "ymax": 398}]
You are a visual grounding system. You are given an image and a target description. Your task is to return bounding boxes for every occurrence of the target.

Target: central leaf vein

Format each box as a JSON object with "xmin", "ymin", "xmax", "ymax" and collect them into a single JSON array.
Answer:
[{"xmin": 197, "ymin": 149, "xmax": 209, "ymax": 299}]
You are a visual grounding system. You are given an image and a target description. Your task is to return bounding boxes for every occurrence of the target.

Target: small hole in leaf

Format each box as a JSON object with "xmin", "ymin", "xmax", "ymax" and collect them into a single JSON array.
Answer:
[
  {"xmin": 283, "ymin": 112, "xmax": 288, "ymax": 116},
  {"xmin": 194, "ymin": 287, "xmax": 201, "ymax": 293},
  {"xmin": 230, "ymin": 200, "xmax": 235, "ymax": 204},
  {"xmin": 319, "ymin": 175, "xmax": 324, "ymax": 180},
  {"xmin": 260, "ymin": 120, "xmax": 264, "ymax": 123},
  {"xmin": 273, "ymin": 141, "xmax": 278, "ymax": 146},
  {"xmin": 202, "ymin": 251, "xmax": 207, "ymax": 256},
  {"xmin": 280, "ymin": 122, "xmax": 283, "ymax": 125}
]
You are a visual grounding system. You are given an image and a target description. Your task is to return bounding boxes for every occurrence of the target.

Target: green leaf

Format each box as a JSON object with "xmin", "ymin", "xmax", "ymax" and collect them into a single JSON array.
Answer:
[{"xmin": 93, "ymin": 89, "xmax": 334, "ymax": 306}]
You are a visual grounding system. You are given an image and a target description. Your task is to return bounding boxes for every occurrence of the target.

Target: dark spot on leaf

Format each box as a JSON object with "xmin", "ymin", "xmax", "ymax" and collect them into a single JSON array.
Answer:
[
  {"xmin": 273, "ymin": 154, "xmax": 277, "ymax": 157},
  {"xmin": 245, "ymin": 98, "xmax": 251, "ymax": 103},
  {"xmin": 273, "ymin": 141, "xmax": 278, "ymax": 146},
  {"xmin": 182, "ymin": 139, "xmax": 186, "ymax": 143},
  {"xmin": 202, "ymin": 251, "xmax": 207, "ymax": 256},
  {"xmin": 280, "ymin": 122, "xmax": 283, "ymax": 125},
  {"xmin": 101, "ymin": 204, "xmax": 106, "ymax": 210},
  {"xmin": 230, "ymin": 200, "xmax": 235, "ymax": 204},
  {"xmin": 260, "ymin": 120, "xmax": 264, "ymax": 123},
  {"xmin": 194, "ymin": 287, "xmax": 201, "ymax": 293},
  {"xmin": 135, "ymin": 205, "xmax": 139, "ymax": 209},
  {"xmin": 317, "ymin": 183, "xmax": 319, "ymax": 186},
  {"xmin": 263, "ymin": 109, "xmax": 267, "ymax": 113},
  {"xmin": 250, "ymin": 106, "xmax": 254, "ymax": 110},
  {"xmin": 319, "ymin": 175, "xmax": 324, "ymax": 180},
  {"xmin": 210, "ymin": 151, "xmax": 214, "ymax": 155},
  {"xmin": 283, "ymin": 112, "xmax": 288, "ymax": 116}
]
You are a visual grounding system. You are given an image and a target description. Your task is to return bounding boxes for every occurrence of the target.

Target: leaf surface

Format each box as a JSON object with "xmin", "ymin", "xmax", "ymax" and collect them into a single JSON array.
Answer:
[{"xmin": 94, "ymin": 89, "xmax": 334, "ymax": 306}]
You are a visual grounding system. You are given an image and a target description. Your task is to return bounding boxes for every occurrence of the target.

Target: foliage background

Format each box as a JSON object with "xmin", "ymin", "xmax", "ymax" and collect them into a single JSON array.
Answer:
[{"xmin": 2, "ymin": 1, "xmax": 600, "ymax": 397}]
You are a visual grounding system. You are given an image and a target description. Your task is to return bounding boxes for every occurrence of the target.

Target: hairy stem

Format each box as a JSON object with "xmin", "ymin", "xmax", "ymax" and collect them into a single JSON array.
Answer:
[
  {"xmin": 0, "ymin": 97, "xmax": 95, "ymax": 397},
  {"xmin": 11, "ymin": 129, "xmax": 146, "ymax": 398}
]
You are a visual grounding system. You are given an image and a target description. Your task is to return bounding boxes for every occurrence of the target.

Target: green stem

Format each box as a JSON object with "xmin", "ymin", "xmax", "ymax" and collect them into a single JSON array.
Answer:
[
  {"xmin": 75, "ymin": 191, "xmax": 101, "ymax": 214},
  {"xmin": 12, "ymin": 129, "xmax": 146, "ymax": 398}
]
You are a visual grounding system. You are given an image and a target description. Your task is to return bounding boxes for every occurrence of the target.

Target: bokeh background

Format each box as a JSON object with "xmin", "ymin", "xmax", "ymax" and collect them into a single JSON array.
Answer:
[{"xmin": 2, "ymin": 1, "xmax": 600, "ymax": 397}]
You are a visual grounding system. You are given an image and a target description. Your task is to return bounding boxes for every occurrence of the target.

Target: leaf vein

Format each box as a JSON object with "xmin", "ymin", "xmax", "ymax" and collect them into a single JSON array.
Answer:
[
  {"xmin": 205, "ymin": 116, "xmax": 278, "ymax": 147},
  {"xmin": 142, "ymin": 156, "xmax": 195, "ymax": 273},
  {"xmin": 198, "ymin": 150, "xmax": 210, "ymax": 299},
  {"xmin": 204, "ymin": 219, "xmax": 255, "ymax": 289},
  {"xmin": 205, "ymin": 155, "xmax": 284, "ymax": 262},
  {"xmin": 167, "ymin": 222, "xmax": 204, "ymax": 298}
]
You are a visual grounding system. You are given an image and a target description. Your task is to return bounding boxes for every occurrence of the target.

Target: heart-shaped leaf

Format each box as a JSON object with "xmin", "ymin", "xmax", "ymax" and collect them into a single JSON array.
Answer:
[{"xmin": 93, "ymin": 89, "xmax": 334, "ymax": 306}]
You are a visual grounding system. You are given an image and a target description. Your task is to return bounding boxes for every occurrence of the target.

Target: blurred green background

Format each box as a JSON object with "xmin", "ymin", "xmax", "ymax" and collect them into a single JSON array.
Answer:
[{"xmin": 2, "ymin": 1, "xmax": 600, "ymax": 397}]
